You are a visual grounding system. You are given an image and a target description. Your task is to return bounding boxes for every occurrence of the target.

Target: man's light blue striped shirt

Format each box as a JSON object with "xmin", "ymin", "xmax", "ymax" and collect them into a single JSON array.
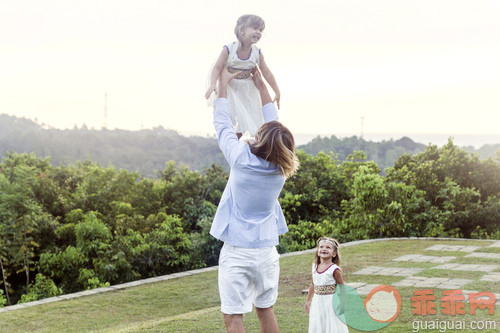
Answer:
[{"xmin": 210, "ymin": 98, "xmax": 288, "ymax": 248}]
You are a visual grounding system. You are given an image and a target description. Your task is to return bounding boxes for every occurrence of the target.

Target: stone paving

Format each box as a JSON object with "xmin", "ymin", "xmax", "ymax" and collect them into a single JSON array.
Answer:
[
  {"xmin": 392, "ymin": 276, "xmax": 473, "ymax": 289},
  {"xmin": 480, "ymin": 272, "xmax": 500, "ymax": 282},
  {"xmin": 348, "ymin": 242, "xmax": 500, "ymax": 306},
  {"xmin": 465, "ymin": 252, "xmax": 500, "ymax": 259},
  {"xmin": 353, "ymin": 266, "xmax": 424, "ymax": 277},
  {"xmin": 488, "ymin": 240, "xmax": 500, "ymax": 248},
  {"xmin": 392, "ymin": 254, "xmax": 456, "ymax": 263},
  {"xmin": 345, "ymin": 282, "xmax": 381, "ymax": 295},
  {"xmin": 346, "ymin": 283, "xmax": 498, "ymax": 306},
  {"xmin": 433, "ymin": 263, "xmax": 500, "ymax": 272},
  {"xmin": 425, "ymin": 244, "xmax": 481, "ymax": 252}
]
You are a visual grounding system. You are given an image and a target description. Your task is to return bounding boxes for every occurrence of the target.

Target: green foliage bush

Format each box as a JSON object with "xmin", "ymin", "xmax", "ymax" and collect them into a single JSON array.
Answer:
[
  {"xmin": 1, "ymin": 139, "xmax": 499, "ymax": 306},
  {"xmin": 18, "ymin": 273, "xmax": 62, "ymax": 303},
  {"xmin": 38, "ymin": 246, "xmax": 87, "ymax": 292},
  {"xmin": 0, "ymin": 289, "xmax": 6, "ymax": 308}
]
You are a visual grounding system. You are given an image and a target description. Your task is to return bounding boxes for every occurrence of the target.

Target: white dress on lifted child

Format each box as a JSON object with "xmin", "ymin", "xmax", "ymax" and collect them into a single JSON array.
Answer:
[{"xmin": 224, "ymin": 41, "xmax": 264, "ymax": 138}]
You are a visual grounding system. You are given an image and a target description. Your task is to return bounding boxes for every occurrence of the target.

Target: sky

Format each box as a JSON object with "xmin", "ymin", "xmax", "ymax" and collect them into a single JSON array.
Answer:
[{"xmin": 1, "ymin": 0, "xmax": 499, "ymax": 146}]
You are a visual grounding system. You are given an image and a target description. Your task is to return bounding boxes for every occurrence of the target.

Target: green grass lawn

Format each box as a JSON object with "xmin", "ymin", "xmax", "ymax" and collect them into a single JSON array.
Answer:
[{"xmin": 1, "ymin": 238, "xmax": 498, "ymax": 332}]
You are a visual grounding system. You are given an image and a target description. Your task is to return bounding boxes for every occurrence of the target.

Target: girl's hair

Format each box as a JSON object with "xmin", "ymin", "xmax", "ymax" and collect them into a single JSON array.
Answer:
[
  {"xmin": 313, "ymin": 237, "xmax": 341, "ymax": 266},
  {"xmin": 250, "ymin": 121, "xmax": 299, "ymax": 178},
  {"xmin": 234, "ymin": 14, "xmax": 266, "ymax": 43}
]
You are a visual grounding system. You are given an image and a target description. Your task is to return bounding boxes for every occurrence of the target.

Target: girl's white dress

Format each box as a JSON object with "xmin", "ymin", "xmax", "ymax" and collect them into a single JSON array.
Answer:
[
  {"xmin": 309, "ymin": 263, "xmax": 349, "ymax": 333},
  {"xmin": 224, "ymin": 41, "xmax": 264, "ymax": 137}
]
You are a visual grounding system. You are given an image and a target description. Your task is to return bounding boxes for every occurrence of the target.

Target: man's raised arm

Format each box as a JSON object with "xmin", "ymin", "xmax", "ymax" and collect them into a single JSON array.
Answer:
[
  {"xmin": 252, "ymin": 68, "xmax": 273, "ymax": 105},
  {"xmin": 252, "ymin": 68, "xmax": 278, "ymax": 122}
]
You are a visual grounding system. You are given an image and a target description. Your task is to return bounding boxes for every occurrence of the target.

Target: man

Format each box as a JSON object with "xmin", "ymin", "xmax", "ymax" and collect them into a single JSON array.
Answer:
[{"xmin": 211, "ymin": 67, "xmax": 298, "ymax": 333}]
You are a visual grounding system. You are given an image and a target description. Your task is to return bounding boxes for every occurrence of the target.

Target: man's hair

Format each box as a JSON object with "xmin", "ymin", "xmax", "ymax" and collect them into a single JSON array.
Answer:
[
  {"xmin": 250, "ymin": 121, "xmax": 299, "ymax": 178},
  {"xmin": 234, "ymin": 14, "xmax": 265, "ymax": 43}
]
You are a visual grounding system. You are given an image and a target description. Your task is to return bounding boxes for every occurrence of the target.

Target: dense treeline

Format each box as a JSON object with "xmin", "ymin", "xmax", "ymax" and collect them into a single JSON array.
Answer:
[
  {"xmin": 0, "ymin": 153, "xmax": 227, "ymax": 306},
  {"xmin": 1, "ymin": 139, "xmax": 499, "ymax": 307},
  {"xmin": 0, "ymin": 114, "xmax": 226, "ymax": 176},
  {"xmin": 280, "ymin": 141, "xmax": 500, "ymax": 251},
  {"xmin": 299, "ymin": 135, "xmax": 427, "ymax": 172},
  {"xmin": 2, "ymin": 114, "xmax": 499, "ymax": 176}
]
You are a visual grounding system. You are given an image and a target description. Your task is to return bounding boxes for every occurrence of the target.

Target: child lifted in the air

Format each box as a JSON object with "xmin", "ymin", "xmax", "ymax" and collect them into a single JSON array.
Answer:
[{"xmin": 205, "ymin": 14, "xmax": 280, "ymax": 139}]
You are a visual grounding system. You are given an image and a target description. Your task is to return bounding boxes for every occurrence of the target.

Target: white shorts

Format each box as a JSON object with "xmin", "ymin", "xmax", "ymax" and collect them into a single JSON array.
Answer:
[{"xmin": 218, "ymin": 243, "xmax": 280, "ymax": 314}]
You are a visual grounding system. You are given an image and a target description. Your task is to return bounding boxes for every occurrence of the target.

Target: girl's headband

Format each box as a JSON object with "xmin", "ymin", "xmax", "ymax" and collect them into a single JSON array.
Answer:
[{"xmin": 319, "ymin": 238, "xmax": 338, "ymax": 248}]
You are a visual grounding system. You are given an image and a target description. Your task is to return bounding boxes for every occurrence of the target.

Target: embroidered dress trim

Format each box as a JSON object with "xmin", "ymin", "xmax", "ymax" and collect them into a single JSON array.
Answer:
[
  {"xmin": 314, "ymin": 284, "xmax": 336, "ymax": 295},
  {"xmin": 316, "ymin": 263, "xmax": 335, "ymax": 274},
  {"xmin": 227, "ymin": 66, "xmax": 252, "ymax": 79}
]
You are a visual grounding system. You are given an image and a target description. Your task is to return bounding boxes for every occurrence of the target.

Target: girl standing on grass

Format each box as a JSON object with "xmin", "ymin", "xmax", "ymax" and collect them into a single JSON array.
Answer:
[
  {"xmin": 305, "ymin": 237, "xmax": 349, "ymax": 333},
  {"xmin": 205, "ymin": 14, "xmax": 281, "ymax": 138}
]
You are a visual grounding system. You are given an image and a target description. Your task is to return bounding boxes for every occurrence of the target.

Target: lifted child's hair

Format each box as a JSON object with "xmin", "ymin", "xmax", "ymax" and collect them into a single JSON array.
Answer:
[
  {"xmin": 313, "ymin": 237, "xmax": 341, "ymax": 266},
  {"xmin": 234, "ymin": 14, "xmax": 266, "ymax": 42}
]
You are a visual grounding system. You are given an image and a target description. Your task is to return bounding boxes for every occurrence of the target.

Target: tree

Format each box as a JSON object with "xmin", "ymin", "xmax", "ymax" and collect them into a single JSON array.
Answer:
[
  {"xmin": 0, "ymin": 161, "xmax": 42, "ymax": 294},
  {"xmin": 119, "ymin": 213, "xmax": 193, "ymax": 277},
  {"xmin": 281, "ymin": 151, "xmax": 349, "ymax": 224},
  {"xmin": 340, "ymin": 166, "xmax": 388, "ymax": 240},
  {"xmin": 387, "ymin": 140, "xmax": 500, "ymax": 237}
]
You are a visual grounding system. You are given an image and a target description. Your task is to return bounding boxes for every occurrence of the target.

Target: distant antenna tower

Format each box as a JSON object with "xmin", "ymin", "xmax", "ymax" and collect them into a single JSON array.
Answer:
[
  {"xmin": 104, "ymin": 93, "xmax": 108, "ymax": 129},
  {"xmin": 360, "ymin": 115, "xmax": 365, "ymax": 139}
]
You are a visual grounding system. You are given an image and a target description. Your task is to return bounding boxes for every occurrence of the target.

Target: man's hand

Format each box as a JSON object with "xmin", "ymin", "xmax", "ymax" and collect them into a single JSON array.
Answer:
[
  {"xmin": 273, "ymin": 92, "xmax": 281, "ymax": 109},
  {"xmin": 218, "ymin": 68, "xmax": 242, "ymax": 98},
  {"xmin": 251, "ymin": 66, "xmax": 272, "ymax": 105},
  {"xmin": 251, "ymin": 67, "xmax": 265, "ymax": 90}
]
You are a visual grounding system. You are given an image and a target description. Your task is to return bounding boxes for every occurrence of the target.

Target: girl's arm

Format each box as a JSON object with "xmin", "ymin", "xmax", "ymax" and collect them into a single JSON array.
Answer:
[
  {"xmin": 205, "ymin": 48, "xmax": 229, "ymax": 99},
  {"xmin": 259, "ymin": 53, "xmax": 281, "ymax": 109},
  {"xmin": 334, "ymin": 269, "xmax": 345, "ymax": 284},
  {"xmin": 304, "ymin": 281, "xmax": 314, "ymax": 314}
]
